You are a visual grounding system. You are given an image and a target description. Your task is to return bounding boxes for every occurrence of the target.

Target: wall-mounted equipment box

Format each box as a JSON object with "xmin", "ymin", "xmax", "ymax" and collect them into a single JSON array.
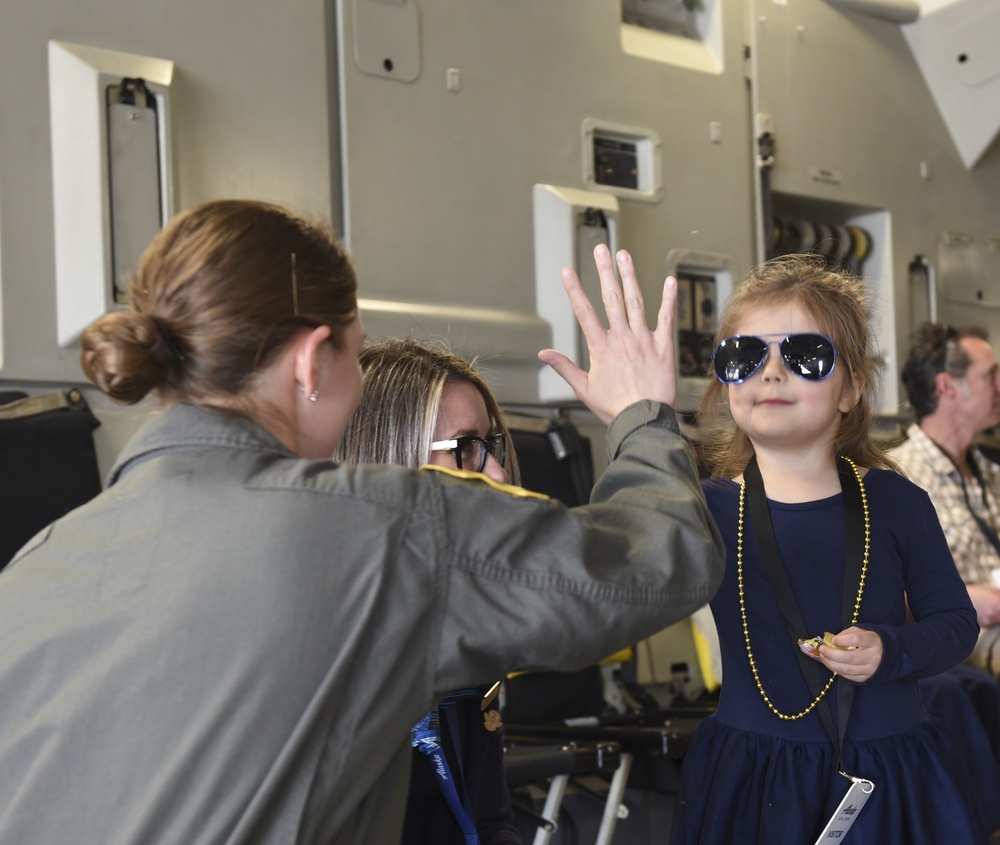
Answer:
[
  {"xmin": 937, "ymin": 230, "xmax": 1000, "ymax": 326},
  {"xmin": 620, "ymin": 0, "xmax": 724, "ymax": 74},
  {"xmin": 771, "ymin": 194, "xmax": 899, "ymax": 415},
  {"xmin": 534, "ymin": 184, "xmax": 619, "ymax": 403},
  {"xmin": 666, "ymin": 249, "xmax": 733, "ymax": 413},
  {"xmin": 49, "ymin": 41, "xmax": 174, "ymax": 348},
  {"xmin": 582, "ymin": 119, "xmax": 662, "ymax": 203}
]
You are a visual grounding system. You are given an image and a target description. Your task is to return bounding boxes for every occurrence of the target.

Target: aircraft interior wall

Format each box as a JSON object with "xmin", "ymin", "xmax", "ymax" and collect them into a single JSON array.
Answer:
[
  {"xmin": 2, "ymin": 1, "xmax": 998, "ymax": 421},
  {"xmin": 1, "ymin": 0, "xmax": 999, "ymax": 741},
  {"xmin": 334, "ymin": 0, "xmax": 1000, "ymax": 419}
]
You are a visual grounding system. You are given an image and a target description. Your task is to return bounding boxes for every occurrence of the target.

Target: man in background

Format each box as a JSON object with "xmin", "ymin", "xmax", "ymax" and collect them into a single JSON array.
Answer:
[{"xmin": 890, "ymin": 322, "xmax": 1000, "ymax": 675}]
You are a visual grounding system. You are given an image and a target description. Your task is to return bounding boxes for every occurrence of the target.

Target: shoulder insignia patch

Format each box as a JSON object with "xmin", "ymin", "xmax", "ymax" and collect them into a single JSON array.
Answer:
[{"xmin": 419, "ymin": 464, "xmax": 549, "ymax": 501}]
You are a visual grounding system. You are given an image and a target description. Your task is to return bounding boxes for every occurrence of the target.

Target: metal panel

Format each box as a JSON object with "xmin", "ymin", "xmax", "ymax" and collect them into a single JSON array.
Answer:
[
  {"xmin": 750, "ymin": 0, "xmax": 1000, "ymax": 414},
  {"xmin": 107, "ymin": 79, "xmax": 165, "ymax": 303},
  {"xmin": 0, "ymin": 0, "xmax": 333, "ymax": 382},
  {"xmin": 48, "ymin": 40, "xmax": 174, "ymax": 349},
  {"xmin": 334, "ymin": 0, "xmax": 755, "ymax": 406}
]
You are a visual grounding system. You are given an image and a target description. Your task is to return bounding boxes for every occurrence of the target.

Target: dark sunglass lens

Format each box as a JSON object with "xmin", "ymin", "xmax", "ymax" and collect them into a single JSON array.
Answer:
[
  {"xmin": 781, "ymin": 334, "xmax": 836, "ymax": 380},
  {"xmin": 713, "ymin": 336, "xmax": 768, "ymax": 384}
]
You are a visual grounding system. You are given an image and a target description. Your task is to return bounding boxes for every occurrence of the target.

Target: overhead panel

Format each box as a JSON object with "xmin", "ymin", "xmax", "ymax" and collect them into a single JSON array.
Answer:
[
  {"xmin": 902, "ymin": 0, "xmax": 1000, "ymax": 168},
  {"xmin": 351, "ymin": 0, "xmax": 420, "ymax": 82}
]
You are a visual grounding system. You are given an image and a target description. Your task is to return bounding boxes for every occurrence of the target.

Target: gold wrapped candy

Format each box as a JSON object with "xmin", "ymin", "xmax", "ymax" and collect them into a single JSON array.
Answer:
[{"xmin": 797, "ymin": 631, "xmax": 848, "ymax": 656}]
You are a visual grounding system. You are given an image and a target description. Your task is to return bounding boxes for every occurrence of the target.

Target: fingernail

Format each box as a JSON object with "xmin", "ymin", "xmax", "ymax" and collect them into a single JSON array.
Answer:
[{"xmin": 617, "ymin": 249, "xmax": 631, "ymax": 264}]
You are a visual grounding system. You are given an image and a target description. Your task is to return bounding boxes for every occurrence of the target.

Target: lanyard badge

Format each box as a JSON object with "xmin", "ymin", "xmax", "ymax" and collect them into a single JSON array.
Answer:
[{"xmin": 813, "ymin": 772, "xmax": 875, "ymax": 843}]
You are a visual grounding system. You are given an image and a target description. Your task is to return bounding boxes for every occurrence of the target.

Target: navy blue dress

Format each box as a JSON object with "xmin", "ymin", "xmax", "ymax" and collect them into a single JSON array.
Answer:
[{"xmin": 670, "ymin": 469, "xmax": 988, "ymax": 844}]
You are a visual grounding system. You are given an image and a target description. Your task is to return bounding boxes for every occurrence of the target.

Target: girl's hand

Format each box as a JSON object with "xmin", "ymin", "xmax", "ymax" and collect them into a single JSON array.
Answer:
[
  {"xmin": 967, "ymin": 584, "xmax": 1000, "ymax": 627},
  {"xmin": 538, "ymin": 245, "xmax": 678, "ymax": 425},
  {"xmin": 812, "ymin": 626, "xmax": 883, "ymax": 684}
]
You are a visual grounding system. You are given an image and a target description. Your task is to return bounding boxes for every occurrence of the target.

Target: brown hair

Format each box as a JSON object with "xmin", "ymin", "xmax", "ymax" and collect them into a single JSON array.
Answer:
[
  {"xmin": 900, "ymin": 323, "xmax": 988, "ymax": 421},
  {"xmin": 80, "ymin": 199, "xmax": 357, "ymax": 408},
  {"xmin": 333, "ymin": 338, "xmax": 520, "ymax": 484},
  {"xmin": 698, "ymin": 253, "xmax": 896, "ymax": 477}
]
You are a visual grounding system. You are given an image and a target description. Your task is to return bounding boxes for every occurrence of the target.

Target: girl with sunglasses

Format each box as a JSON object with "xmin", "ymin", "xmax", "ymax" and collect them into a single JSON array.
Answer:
[
  {"xmin": 669, "ymin": 254, "xmax": 990, "ymax": 844},
  {"xmin": 334, "ymin": 337, "xmax": 521, "ymax": 845}
]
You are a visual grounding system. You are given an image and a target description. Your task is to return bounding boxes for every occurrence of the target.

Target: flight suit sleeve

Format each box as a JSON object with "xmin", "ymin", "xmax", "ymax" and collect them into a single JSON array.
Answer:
[{"xmin": 428, "ymin": 400, "xmax": 725, "ymax": 696}]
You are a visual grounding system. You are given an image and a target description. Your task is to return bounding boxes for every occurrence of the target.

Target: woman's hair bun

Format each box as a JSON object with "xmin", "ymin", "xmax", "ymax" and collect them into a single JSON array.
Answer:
[{"xmin": 80, "ymin": 311, "xmax": 172, "ymax": 404}]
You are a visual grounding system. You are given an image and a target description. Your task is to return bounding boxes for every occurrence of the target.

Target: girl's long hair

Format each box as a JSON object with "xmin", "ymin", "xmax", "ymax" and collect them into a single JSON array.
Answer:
[{"xmin": 698, "ymin": 254, "xmax": 898, "ymax": 478}]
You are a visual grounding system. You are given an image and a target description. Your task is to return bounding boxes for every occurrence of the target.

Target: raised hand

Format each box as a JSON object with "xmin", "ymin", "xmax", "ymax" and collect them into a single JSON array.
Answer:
[{"xmin": 538, "ymin": 244, "xmax": 678, "ymax": 425}]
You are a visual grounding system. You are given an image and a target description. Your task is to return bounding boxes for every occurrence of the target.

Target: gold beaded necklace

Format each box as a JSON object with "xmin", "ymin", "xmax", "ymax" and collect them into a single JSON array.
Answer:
[{"xmin": 737, "ymin": 456, "xmax": 870, "ymax": 720}]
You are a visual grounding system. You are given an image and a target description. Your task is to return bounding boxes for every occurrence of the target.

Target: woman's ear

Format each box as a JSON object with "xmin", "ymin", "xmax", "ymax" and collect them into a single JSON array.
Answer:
[{"xmin": 293, "ymin": 325, "xmax": 333, "ymax": 400}]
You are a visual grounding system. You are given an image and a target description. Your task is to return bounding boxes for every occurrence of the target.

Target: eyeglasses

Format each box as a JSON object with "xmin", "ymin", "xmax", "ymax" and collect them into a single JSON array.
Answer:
[
  {"xmin": 712, "ymin": 333, "xmax": 838, "ymax": 384},
  {"xmin": 430, "ymin": 433, "xmax": 507, "ymax": 473}
]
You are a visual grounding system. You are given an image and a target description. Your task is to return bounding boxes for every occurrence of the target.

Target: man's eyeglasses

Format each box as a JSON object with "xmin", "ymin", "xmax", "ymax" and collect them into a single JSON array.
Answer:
[
  {"xmin": 430, "ymin": 433, "xmax": 507, "ymax": 473},
  {"xmin": 712, "ymin": 333, "xmax": 838, "ymax": 384}
]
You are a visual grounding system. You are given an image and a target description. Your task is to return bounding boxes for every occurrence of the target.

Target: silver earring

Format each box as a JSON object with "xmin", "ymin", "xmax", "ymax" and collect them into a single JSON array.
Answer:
[{"xmin": 309, "ymin": 390, "xmax": 319, "ymax": 402}]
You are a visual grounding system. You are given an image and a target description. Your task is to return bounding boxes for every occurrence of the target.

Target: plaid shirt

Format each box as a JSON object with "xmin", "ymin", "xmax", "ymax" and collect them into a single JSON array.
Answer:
[{"xmin": 889, "ymin": 423, "xmax": 1000, "ymax": 588}]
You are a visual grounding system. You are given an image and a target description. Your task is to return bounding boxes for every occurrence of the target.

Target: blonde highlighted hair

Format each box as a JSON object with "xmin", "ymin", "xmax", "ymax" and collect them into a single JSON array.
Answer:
[{"xmin": 334, "ymin": 338, "xmax": 520, "ymax": 484}]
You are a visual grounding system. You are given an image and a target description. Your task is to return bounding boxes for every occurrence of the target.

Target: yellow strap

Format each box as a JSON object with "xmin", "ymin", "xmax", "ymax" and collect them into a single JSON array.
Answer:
[{"xmin": 0, "ymin": 391, "xmax": 75, "ymax": 420}]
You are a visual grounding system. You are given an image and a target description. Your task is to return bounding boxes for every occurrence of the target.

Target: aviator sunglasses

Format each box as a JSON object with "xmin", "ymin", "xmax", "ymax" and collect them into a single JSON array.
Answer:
[
  {"xmin": 712, "ymin": 332, "xmax": 838, "ymax": 384},
  {"xmin": 430, "ymin": 433, "xmax": 507, "ymax": 473}
]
